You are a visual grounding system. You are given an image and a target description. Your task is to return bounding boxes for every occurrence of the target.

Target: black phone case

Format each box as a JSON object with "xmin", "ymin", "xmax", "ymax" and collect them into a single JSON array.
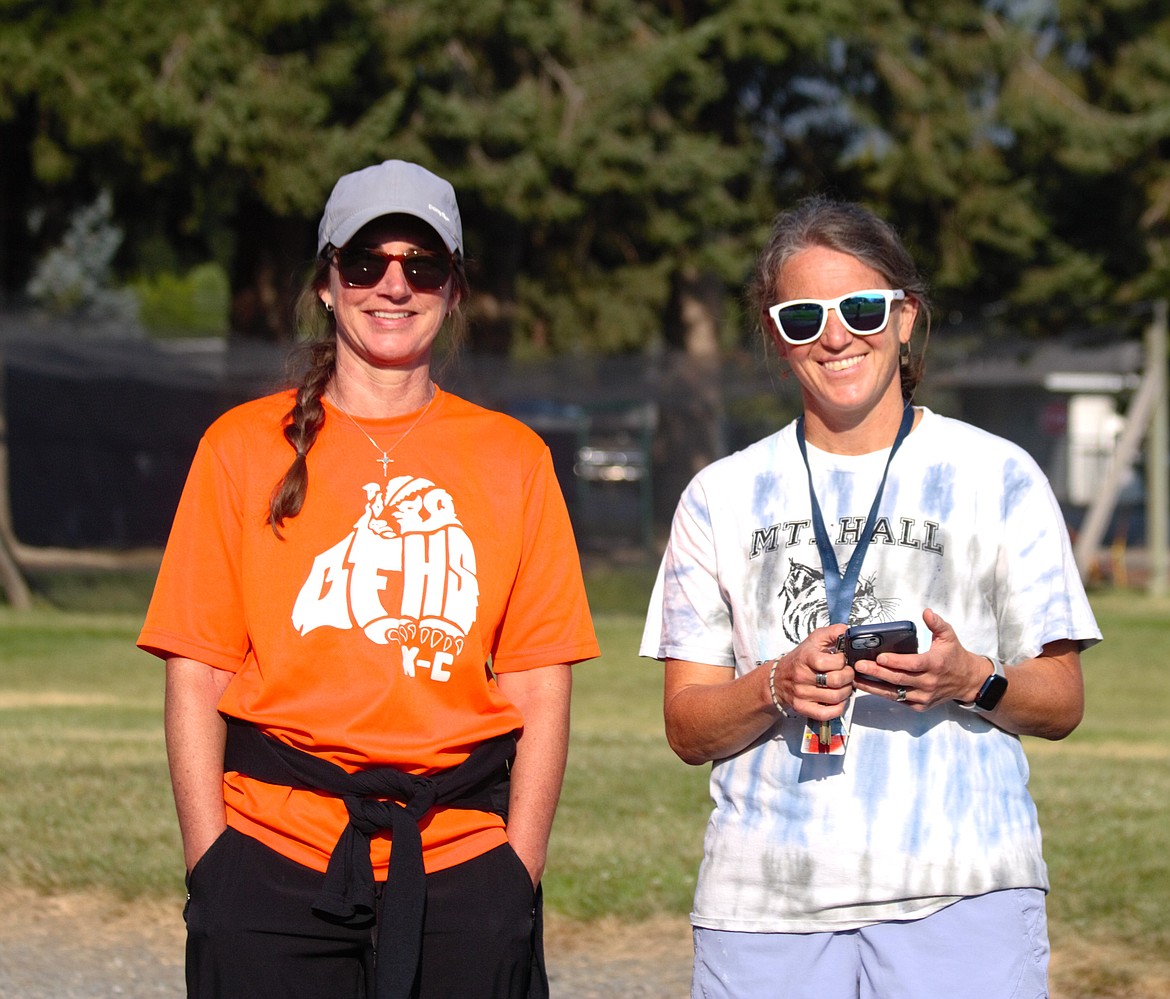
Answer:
[{"xmin": 839, "ymin": 620, "xmax": 918, "ymax": 679}]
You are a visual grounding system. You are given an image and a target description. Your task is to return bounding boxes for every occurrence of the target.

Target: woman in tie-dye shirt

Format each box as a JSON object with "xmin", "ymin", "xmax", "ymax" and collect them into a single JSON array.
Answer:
[{"xmin": 641, "ymin": 196, "xmax": 1099, "ymax": 999}]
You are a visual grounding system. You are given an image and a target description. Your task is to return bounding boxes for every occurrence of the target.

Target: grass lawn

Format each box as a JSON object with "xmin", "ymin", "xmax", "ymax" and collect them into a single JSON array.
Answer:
[
  {"xmin": 1026, "ymin": 590, "xmax": 1170, "ymax": 997},
  {"xmin": 0, "ymin": 608, "xmax": 180, "ymax": 897},
  {"xmin": 0, "ymin": 573, "xmax": 1167, "ymax": 996}
]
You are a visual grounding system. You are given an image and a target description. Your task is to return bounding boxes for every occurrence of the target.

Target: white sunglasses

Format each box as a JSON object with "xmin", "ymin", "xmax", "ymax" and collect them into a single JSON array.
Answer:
[{"xmin": 768, "ymin": 289, "xmax": 906, "ymax": 345}]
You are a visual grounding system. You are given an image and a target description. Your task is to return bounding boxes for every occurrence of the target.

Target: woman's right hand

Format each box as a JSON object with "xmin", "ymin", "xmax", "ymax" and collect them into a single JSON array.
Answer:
[
  {"xmin": 164, "ymin": 657, "xmax": 232, "ymax": 874},
  {"xmin": 183, "ymin": 825, "xmax": 228, "ymax": 875},
  {"xmin": 664, "ymin": 623, "xmax": 850, "ymax": 765},
  {"xmin": 764, "ymin": 623, "xmax": 852, "ymax": 722}
]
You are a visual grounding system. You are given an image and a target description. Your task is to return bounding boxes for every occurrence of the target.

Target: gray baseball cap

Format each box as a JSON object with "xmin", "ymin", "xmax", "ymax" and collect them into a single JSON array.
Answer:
[{"xmin": 316, "ymin": 160, "xmax": 463, "ymax": 257}]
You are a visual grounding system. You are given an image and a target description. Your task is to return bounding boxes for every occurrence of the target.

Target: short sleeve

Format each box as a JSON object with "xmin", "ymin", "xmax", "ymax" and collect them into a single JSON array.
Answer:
[
  {"xmin": 488, "ymin": 447, "xmax": 599, "ymax": 672},
  {"xmin": 993, "ymin": 450, "xmax": 1101, "ymax": 661},
  {"xmin": 137, "ymin": 436, "xmax": 249, "ymax": 670},
  {"xmin": 640, "ymin": 475, "xmax": 736, "ymax": 667}
]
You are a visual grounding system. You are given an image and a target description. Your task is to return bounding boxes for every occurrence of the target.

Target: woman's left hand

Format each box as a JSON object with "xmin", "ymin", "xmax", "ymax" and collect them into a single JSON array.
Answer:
[{"xmin": 850, "ymin": 608, "xmax": 987, "ymax": 710}]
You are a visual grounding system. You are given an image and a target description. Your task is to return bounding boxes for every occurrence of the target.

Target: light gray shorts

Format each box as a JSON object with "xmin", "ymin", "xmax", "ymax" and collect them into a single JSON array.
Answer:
[{"xmin": 692, "ymin": 888, "xmax": 1049, "ymax": 999}]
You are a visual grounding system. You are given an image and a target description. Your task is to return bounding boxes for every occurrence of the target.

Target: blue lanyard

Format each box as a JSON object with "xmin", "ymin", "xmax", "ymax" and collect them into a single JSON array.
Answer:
[{"xmin": 795, "ymin": 404, "xmax": 915, "ymax": 625}]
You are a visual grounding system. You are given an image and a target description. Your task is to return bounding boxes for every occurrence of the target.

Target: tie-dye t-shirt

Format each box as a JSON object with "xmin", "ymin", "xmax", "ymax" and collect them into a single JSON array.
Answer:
[{"xmin": 641, "ymin": 408, "xmax": 1100, "ymax": 932}]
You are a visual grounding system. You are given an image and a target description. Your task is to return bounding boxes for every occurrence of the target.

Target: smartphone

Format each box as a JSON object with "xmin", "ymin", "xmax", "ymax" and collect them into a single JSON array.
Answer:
[{"xmin": 838, "ymin": 620, "xmax": 918, "ymax": 682}]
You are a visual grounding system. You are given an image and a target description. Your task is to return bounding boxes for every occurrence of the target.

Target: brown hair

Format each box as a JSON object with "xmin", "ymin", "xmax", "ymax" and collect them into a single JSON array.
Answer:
[
  {"xmin": 750, "ymin": 195, "xmax": 931, "ymax": 401},
  {"xmin": 266, "ymin": 249, "xmax": 470, "ymax": 537}
]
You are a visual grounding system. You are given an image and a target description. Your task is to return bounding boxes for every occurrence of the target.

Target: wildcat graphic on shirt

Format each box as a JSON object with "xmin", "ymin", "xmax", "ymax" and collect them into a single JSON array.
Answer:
[
  {"xmin": 291, "ymin": 474, "xmax": 480, "ymax": 682},
  {"xmin": 777, "ymin": 561, "xmax": 899, "ymax": 644}
]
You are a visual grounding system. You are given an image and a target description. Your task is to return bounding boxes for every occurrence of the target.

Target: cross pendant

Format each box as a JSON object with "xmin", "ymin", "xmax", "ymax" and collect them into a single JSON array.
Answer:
[{"xmin": 378, "ymin": 452, "xmax": 393, "ymax": 476}]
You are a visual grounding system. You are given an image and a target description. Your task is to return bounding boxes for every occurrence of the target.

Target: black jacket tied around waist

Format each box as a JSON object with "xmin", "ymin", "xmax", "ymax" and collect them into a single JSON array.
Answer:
[{"xmin": 223, "ymin": 716, "xmax": 516, "ymax": 999}]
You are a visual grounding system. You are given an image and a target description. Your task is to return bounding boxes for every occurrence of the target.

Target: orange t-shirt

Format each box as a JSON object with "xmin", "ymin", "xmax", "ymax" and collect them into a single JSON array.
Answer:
[{"xmin": 138, "ymin": 387, "xmax": 599, "ymax": 877}]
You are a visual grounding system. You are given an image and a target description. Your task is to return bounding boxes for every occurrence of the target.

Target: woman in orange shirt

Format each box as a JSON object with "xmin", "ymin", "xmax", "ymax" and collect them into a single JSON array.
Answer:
[{"xmin": 139, "ymin": 160, "xmax": 598, "ymax": 999}]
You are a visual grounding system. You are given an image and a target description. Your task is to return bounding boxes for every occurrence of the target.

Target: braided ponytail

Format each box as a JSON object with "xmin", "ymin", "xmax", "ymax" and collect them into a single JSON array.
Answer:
[
  {"xmin": 267, "ymin": 262, "xmax": 335, "ymax": 537},
  {"xmin": 267, "ymin": 339, "xmax": 335, "ymax": 536}
]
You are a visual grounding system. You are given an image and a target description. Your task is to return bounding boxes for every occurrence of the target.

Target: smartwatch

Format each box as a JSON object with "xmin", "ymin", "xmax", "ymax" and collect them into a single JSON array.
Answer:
[
  {"xmin": 957, "ymin": 658, "xmax": 1008, "ymax": 711},
  {"xmin": 971, "ymin": 672, "xmax": 1008, "ymax": 711}
]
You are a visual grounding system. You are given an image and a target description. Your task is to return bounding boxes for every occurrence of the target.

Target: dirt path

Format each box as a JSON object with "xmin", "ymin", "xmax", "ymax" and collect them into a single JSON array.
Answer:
[{"xmin": 0, "ymin": 888, "xmax": 693, "ymax": 998}]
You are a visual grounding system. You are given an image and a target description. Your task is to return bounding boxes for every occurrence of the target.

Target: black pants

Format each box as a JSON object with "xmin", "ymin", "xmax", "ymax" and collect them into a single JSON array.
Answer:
[{"xmin": 184, "ymin": 828, "xmax": 538, "ymax": 999}]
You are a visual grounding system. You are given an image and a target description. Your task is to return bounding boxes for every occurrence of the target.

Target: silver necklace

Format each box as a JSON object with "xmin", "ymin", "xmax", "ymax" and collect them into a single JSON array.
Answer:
[{"xmin": 334, "ymin": 384, "xmax": 436, "ymax": 477}]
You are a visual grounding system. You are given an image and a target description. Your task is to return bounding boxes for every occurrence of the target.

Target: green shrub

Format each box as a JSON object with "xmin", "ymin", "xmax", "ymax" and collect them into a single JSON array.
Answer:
[{"xmin": 132, "ymin": 262, "xmax": 229, "ymax": 336}]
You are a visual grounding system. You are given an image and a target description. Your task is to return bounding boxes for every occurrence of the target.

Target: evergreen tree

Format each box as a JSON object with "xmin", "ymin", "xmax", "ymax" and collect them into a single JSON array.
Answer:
[
  {"xmin": 5, "ymin": 0, "xmax": 1170, "ymax": 348},
  {"xmin": 821, "ymin": 0, "xmax": 1170, "ymax": 337},
  {"xmin": 26, "ymin": 190, "xmax": 138, "ymax": 324},
  {"xmin": 0, "ymin": 0, "xmax": 854, "ymax": 348},
  {"xmin": 992, "ymin": 0, "xmax": 1170, "ymax": 333}
]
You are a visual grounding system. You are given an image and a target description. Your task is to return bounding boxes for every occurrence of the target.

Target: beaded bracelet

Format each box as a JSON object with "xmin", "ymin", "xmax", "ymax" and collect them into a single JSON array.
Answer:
[{"xmin": 768, "ymin": 658, "xmax": 789, "ymax": 718}]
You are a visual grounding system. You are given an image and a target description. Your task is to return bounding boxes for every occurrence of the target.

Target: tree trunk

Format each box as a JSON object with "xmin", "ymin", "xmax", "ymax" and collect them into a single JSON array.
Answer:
[
  {"xmin": 0, "ymin": 346, "xmax": 33, "ymax": 608},
  {"xmin": 0, "ymin": 109, "xmax": 35, "ymax": 300},
  {"xmin": 228, "ymin": 200, "xmax": 313, "ymax": 341},
  {"xmin": 653, "ymin": 266, "xmax": 725, "ymax": 524}
]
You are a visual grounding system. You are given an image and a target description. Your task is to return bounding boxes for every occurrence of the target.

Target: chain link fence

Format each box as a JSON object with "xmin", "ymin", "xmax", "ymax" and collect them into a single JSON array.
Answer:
[{"xmin": 0, "ymin": 324, "xmax": 1146, "ymax": 562}]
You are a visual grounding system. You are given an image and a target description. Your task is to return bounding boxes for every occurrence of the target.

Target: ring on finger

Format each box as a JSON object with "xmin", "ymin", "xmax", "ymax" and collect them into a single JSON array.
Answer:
[
  {"xmin": 896, "ymin": 687, "xmax": 907, "ymax": 702},
  {"xmin": 815, "ymin": 672, "xmax": 828, "ymax": 688}
]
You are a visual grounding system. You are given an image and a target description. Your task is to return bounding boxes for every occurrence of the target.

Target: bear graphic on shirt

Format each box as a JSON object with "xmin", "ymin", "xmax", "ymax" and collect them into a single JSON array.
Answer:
[{"xmin": 291, "ymin": 475, "xmax": 480, "ymax": 682}]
